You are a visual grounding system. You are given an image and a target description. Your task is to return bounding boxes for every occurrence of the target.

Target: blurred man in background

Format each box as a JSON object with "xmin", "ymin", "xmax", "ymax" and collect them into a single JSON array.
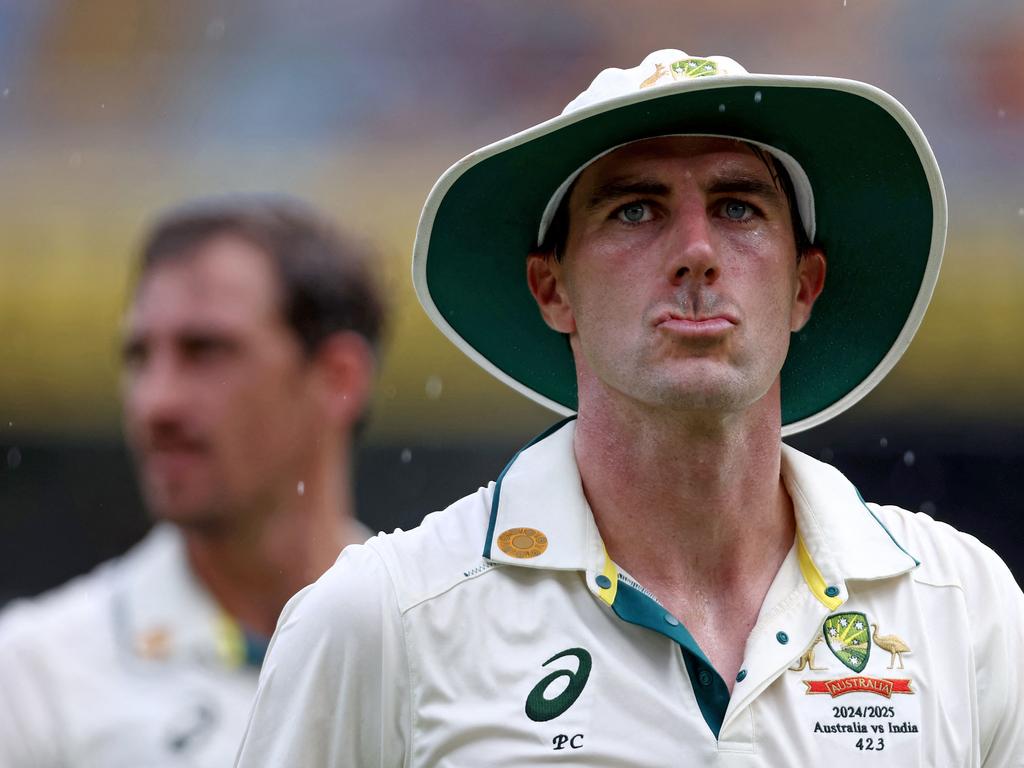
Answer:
[{"xmin": 0, "ymin": 196, "xmax": 385, "ymax": 766}]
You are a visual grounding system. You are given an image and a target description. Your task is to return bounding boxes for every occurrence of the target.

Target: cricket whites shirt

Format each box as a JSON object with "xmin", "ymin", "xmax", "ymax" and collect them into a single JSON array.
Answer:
[
  {"xmin": 237, "ymin": 420, "xmax": 1024, "ymax": 766},
  {"xmin": 0, "ymin": 525, "xmax": 262, "ymax": 767}
]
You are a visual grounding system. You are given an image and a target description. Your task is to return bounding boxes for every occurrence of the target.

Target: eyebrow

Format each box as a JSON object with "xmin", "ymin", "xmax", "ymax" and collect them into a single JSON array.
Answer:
[
  {"xmin": 583, "ymin": 178, "xmax": 671, "ymax": 212},
  {"xmin": 583, "ymin": 172, "xmax": 786, "ymax": 213},
  {"xmin": 705, "ymin": 174, "xmax": 785, "ymax": 202}
]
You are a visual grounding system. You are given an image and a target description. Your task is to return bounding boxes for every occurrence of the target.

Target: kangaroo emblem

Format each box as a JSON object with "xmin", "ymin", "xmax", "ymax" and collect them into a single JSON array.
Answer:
[{"xmin": 789, "ymin": 636, "xmax": 828, "ymax": 672}]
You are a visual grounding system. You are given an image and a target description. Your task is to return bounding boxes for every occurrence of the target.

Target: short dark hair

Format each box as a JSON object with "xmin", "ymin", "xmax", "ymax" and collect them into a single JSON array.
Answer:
[
  {"xmin": 137, "ymin": 195, "xmax": 386, "ymax": 357},
  {"xmin": 538, "ymin": 143, "xmax": 812, "ymax": 260}
]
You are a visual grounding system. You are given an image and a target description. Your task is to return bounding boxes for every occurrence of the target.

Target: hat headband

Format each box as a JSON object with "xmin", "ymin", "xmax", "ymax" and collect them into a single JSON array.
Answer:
[{"xmin": 536, "ymin": 133, "xmax": 817, "ymax": 246}]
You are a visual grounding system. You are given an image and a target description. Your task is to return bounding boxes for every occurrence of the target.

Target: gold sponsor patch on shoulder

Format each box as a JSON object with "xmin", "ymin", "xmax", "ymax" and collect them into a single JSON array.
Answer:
[
  {"xmin": 136, "ymin": 627, "xmax": 172, "ymax": 660},
  {"xmin": 497, "ymin": 527, "xmax": 548, "ymax": 559}
]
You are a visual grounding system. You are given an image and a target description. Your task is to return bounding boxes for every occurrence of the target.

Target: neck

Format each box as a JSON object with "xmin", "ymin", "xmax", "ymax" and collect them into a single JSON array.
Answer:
[
  {"xmin": 181, "ymin": 442, "xmax": 363, "ymax": 637},
  {"xmin": 574, "ymin": 381, "xmax": 794, "ymax": 604}
]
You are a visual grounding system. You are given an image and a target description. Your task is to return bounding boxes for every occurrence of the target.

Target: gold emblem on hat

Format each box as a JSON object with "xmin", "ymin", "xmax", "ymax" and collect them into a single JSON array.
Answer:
[
  {"xmin": 639, "ymin": 63, "xmax": 668, "ymax": 89},
  {"xmin": 497, "ymin": 527, "xmax": 548, "ymax": 558}
]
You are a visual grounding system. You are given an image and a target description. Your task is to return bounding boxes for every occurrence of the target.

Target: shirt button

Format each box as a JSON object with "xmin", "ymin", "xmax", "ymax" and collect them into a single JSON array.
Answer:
[
  {"xmin": 824, "ymin": 585, "xmax": 840, "ymax": 598},
  {"xmin": 664, "ymin": 613, "xmax": 680, "ymax": 626},
  {"xmin": 595, "ymin": 575, "xmax": 612, "ymax": 589},
  {"xmin": 776, "ymin": 631, "xmax": 789, "ymax": 645},
  {"xmin": 698, "ymin": 669, "xmax": 712, "ymax": 687},
  {"xmin": 736, "ymin": 669, "xmax": 747, "ymax": 683}
]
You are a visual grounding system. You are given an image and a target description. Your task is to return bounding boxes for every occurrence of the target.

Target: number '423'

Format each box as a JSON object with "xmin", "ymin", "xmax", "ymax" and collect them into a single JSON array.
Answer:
[{"xmin": 855, "ymin": 737, "xmax": 885, "ymax": 751}]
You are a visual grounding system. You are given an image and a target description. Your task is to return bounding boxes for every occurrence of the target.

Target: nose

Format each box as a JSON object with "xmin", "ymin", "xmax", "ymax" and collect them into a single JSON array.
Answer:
[
  {"xmin": 667, "ymin": 200, "xmax": 718, "ymax": 286},
  {"xmin": 123, "ymin": 353, "xmax": 188, "ymax": 435}
]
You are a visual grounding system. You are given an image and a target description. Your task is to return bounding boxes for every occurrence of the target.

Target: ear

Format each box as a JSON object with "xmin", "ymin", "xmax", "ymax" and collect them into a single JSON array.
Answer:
[
  {"xmin": 790, "ymin": 246, "xmax": 827, "ymax": 332},
  {"xmin": 526, "ymin": 252, "xmax": 576, "ymax": 334},
  {"xmin": 310, "ymin": 331, "xmax": 376, "ymax": 428}
]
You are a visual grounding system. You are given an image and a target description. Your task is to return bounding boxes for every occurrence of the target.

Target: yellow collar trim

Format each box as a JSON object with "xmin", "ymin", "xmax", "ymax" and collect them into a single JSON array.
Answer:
[
  {"xmin": 215, "ymin": 612, "xmax": 246, "ymax": 669},
  {"xmin": 798, "ymin": 534, "xmax": 843, "ymax": 611},
  {"xmin": 597, "ymin": 546, "xmax": 619, "ymax": 606}
]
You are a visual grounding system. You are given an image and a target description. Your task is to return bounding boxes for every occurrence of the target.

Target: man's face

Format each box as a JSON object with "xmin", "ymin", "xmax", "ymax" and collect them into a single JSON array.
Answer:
[
  {"xmin": 121, "ymin": 235, "xmax": 321, "ymax": 529},
  {"xmin": 531, "ymin": 136, "xmax": 824, "ymax": 416}
]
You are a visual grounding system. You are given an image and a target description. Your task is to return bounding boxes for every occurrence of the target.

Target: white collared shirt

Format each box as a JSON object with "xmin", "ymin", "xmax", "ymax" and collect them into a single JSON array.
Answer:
[
  {"xmin": 0, "ymin": 525, "xmax": 261, "ymax": 768},
  {"xmin": 237, "ymin": 420, "xmax": 1024, "ymax": 767}
]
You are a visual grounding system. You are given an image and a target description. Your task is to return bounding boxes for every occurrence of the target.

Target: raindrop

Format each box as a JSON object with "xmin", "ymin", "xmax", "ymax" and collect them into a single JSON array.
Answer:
[
  {"xmin": 297, "ymin": 481, "xmax": 305, "ymax": 496},
  {"xmin": 997, "ymin": 108, "xmax": 1006, "ymax": 119},
  {"xmin": 69, "ymin": 151, "xmax": 82, "ymax": 167},
  {"xmin": 1018, "ymin": 208, "xmax": 1024, "ymax": 217},
  {"xmin": 6, "ymin": 447, "xmax": 21, "ymax": 469},
  {"xmin": 718, "ymin": 103, "xmax": 726, "ymax": 113},
  {"xmin": 2, "ymin": 88, "xmax": 9, "ymax": 98},
  {"xmin": 385, "ymin": 385, "xmax": 397, "ymax": 399},
  {"xmin": 400, "ymin": 448, "xmax": 412, "ymax": 464},
  {"xmin": 753, "ymin": 91, "xmax": 762, "ymax": 104},
  {"xmin": 206, "ymin": 18, "xmax": 226, "ymax": 41},
  {"xmin": 843, "ymin": 0, "xmax": 847, "ymax": 6},
  {"xmin": 879, "ymin": 437, "xmax": 888, "ymax": 448},
  {"xmin": 902, "ymin": 450, "xmax": 915, "ymax": 467},
  {"xmin": 424, "ymin": 375, "xmax": 443, "ymax": 400},
  {"xmin": 919, "ymin": 500, "xmax": 936, "ymax": 515}
]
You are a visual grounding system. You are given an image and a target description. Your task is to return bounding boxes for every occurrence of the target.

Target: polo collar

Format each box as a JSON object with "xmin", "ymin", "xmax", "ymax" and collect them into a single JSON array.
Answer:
[
  {"xmin": 113, "ymin": 525, "xmax": 257, "ymax": 670},
  {"xmin": 484, "ymin": 417, "xmax": 597, "ymax": 571},
  {"xmin": 484, "ymin": 420, "xmax": 919, "ymax": 601},
  {"xmin": 781, "ymin": 444, "xmax": 919, "ymax": 608}
]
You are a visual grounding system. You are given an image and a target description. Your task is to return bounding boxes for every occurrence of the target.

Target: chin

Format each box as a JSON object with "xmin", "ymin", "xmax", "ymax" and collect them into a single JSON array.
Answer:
[
  {"xmin": 644, "ymin": 368, "xmax": 771, "ymax": 413},
  {"xmin": 146, "ymin": 488, "xmax": 222, "ymax": 530}
]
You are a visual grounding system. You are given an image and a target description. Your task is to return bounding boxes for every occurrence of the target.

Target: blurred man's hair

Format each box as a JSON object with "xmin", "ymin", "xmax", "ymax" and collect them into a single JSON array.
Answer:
[{"xmin": 137, "ymin": 195, "xmax": 386, "ymax": 356}]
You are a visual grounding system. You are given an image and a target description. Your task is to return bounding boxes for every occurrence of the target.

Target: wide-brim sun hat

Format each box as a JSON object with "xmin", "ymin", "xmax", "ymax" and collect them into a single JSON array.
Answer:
[{"xmin": 413, "ymin": 49, "xmax": 946, "ymax": 435}]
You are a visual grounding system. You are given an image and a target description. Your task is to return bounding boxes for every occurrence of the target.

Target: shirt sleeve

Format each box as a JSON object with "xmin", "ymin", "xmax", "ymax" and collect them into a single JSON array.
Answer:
[
  {"xmin": 0, "ymin": 610, "xmax": 64, "ymax": 768},
  {"xmin": 976, "ymin": 546, "xmax": 1024, "ymax": 767},
  {"xmin": 234, "ymin": 541, "xmax": 410, "ymax": 768}
]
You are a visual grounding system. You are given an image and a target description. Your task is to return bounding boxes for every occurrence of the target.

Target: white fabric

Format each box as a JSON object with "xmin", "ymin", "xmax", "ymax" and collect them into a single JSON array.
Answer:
[
  {"xmin": 0, "ymin": 525, "xmax": 259, "ymax": 768},
  {"xmin": 236, "ymin": 421, "xmax": 1024, "ymax": 766}
]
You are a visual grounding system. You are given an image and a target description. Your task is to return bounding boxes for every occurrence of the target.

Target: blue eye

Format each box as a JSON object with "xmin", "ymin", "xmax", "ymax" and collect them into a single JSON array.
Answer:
[
  {"xmin": 724, "ymin": 201, "xmax": 751, "ymax": 220},
  {"xmin": 617, "ymin": 202, "xmax": 651, "ymax": 224}
]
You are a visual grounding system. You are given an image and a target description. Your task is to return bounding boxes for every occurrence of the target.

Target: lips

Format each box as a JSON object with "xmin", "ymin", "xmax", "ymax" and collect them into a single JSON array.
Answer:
[
  {"xmin": 138, "ymin": 432, "xmax": 208, "ymax": 477},
  {"xmin": 144, "ymin": 446, "xmax": 205, "ymax": 473},
  {"xmin": 653, "ymin": 308, "xmax": 738, "ymax": 337}
]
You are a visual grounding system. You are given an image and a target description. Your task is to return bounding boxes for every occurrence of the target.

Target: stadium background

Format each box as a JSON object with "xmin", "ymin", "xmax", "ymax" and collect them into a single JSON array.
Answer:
[{"xmin": 1, "ymin": 0, "xmax": 1022, "ymax": 603}]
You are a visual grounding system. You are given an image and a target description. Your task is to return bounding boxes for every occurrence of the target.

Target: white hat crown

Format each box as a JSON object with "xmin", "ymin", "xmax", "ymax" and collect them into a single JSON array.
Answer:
[{"xmin": 563, "ymin": 50, "xmax": 748, "ymax": 115}]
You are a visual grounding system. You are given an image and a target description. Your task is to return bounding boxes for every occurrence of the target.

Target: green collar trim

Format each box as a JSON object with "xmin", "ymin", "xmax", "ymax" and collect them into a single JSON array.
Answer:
[
  {"xmin": 611, "ymin": 581, "xmax": 729, "ymax": 739},
  {"xmin": 856, "ymin": 489, "xmax": 921, "ymax": 567},
  {"xmin": 484, "ymin": 416, "xmax": 577, "ymax": 560}
]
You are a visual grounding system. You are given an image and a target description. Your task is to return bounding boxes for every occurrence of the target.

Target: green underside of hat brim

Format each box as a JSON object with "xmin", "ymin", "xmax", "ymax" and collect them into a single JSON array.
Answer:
[{"xmin": 425, "ymin": 84, "xmax": 933, "ymax": 427}]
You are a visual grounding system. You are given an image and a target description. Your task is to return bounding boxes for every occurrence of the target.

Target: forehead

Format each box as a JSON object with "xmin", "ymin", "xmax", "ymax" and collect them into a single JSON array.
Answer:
[
  {"xmin": 573, "ymin": 136, "xmax": 768, "ymax": 192},
  {"xmin": 127, "ymin": 235, "xmax": 282, "ymax": 334}
]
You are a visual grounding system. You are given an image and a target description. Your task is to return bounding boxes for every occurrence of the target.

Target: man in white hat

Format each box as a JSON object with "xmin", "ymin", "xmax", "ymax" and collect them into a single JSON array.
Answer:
[
  {"xmin": 0, "ymin": 196, "xmax": 382, "ymax": 767},
  {"xmin": 236, "ymin": 52, "xmax": 1023, "ymax": 765}
]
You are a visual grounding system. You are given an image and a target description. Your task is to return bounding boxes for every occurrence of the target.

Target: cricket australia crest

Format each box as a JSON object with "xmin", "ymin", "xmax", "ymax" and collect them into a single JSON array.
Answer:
[
  {"xmin": 640, "ymin": 57, "xmax": 721, "ymax": 89},
  {"xmin": 823, "ymin": 612, "xmax": 871, "ymax": 672}
]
